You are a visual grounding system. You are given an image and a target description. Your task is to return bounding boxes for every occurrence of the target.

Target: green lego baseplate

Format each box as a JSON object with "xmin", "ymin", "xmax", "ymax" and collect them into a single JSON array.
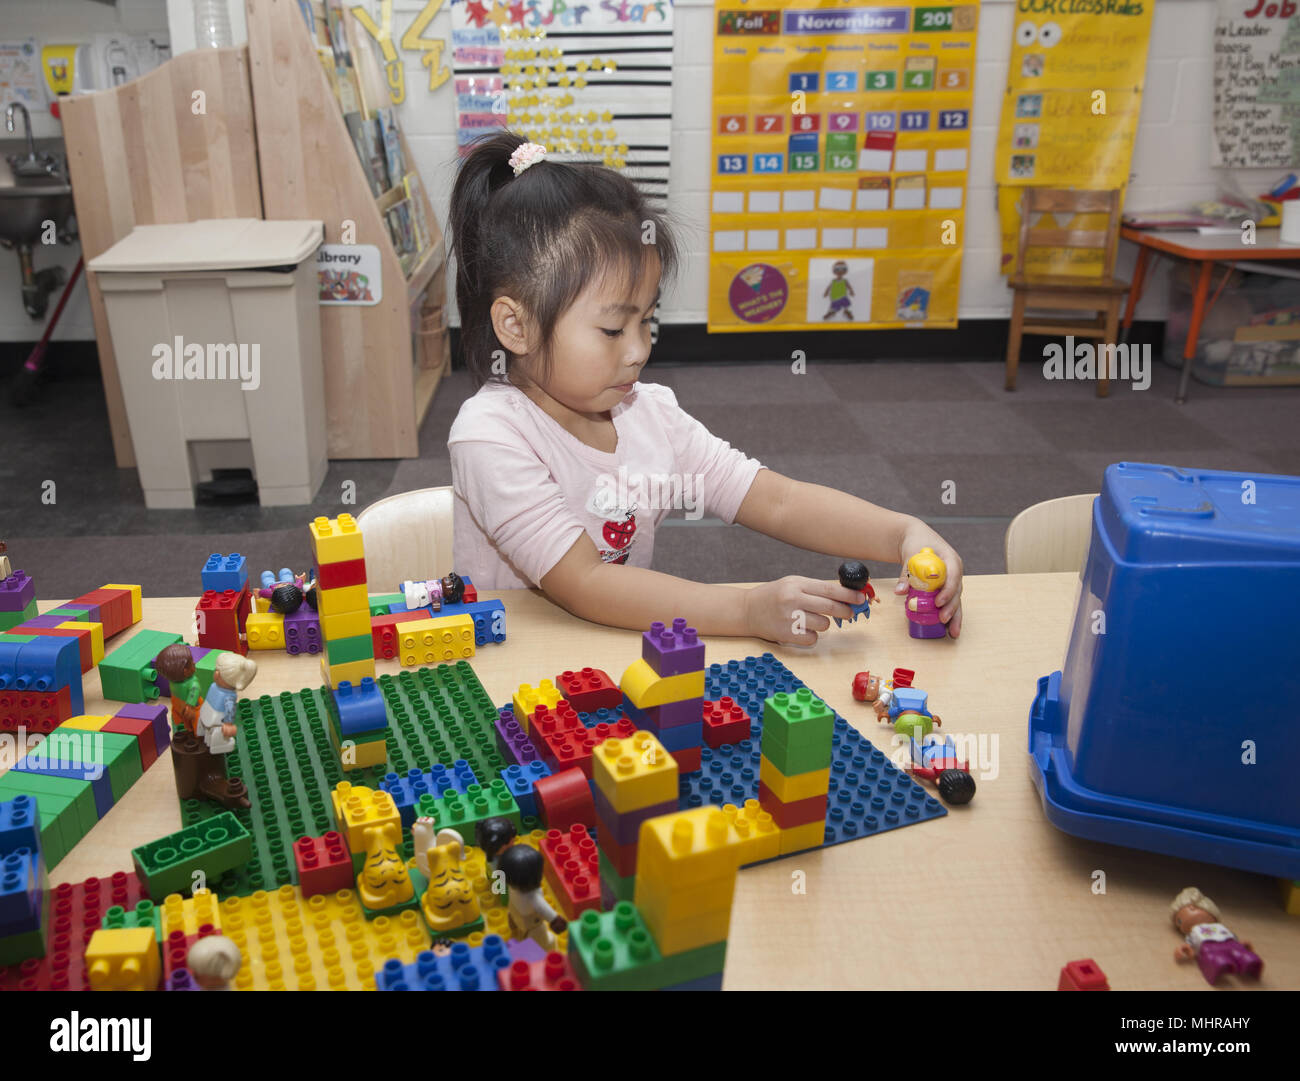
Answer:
[{"xmin": 174, "ymin": 661, "xmax": 510, "ymax": 897}]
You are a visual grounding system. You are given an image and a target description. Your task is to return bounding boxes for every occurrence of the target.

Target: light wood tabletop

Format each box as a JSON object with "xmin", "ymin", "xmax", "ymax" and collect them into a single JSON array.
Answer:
[{"xmin": 16, "ymin": 575, "xmax": 1298, "ymax": 991}]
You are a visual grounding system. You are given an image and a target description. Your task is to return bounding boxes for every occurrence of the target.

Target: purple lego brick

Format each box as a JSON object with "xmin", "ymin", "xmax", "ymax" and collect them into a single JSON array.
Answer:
[
  {"xmin": 649, "ymin": 697, "xmax": 705, "ymax": 730},
  {"xmin": 0, "ymin": 572, "xmax": 35, "ymax": 613},
  {"xmin": 13, "ymin": 614, "xmax": 68, "ymax": 629},
  {"xmin": 495, "ymin": 707, "xmax": 540, "ymax": 766},
  {"xmin": 283, "ymin": 607, "xmax": 322, "ymax": 655},
  {"xmin": 641, "ymin": 617, "xmax": 705, "ymax": 678},
  {"xmin": 112, "ymin": 702, "xmax": 171, "ymax": 757},
  {"xmin": 506, "ymin": 937, "xmax": 548, "ymax": 964},
  {"xmin": 593, "ymin": 787, "xmax": 678, "ymax": 845},
  {"xmin": 165, "ymin": 968, "xmax": 200, "ymax": 990},
  {"xmin": 189, "ymin": 647, "xmax": 213, "ymax": 663}
]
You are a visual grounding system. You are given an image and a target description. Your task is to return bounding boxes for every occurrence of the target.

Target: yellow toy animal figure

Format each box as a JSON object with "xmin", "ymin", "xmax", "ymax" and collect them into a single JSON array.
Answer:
[
  {"xmin": 412, "ymin": 818, "xmax": 481, "ymax": 934},
  {"xmin": 358, "ymin": 820, "xmax": 415, "ymax": 911}
]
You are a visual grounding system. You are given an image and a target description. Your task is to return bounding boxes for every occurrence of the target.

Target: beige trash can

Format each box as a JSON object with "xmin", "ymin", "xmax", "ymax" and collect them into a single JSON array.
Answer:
[{"xmin": 90, "ymin": 219, "xmax": 327, "ymax": 508}]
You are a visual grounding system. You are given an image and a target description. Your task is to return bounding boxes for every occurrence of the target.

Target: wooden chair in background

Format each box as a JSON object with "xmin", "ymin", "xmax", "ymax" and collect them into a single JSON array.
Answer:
[
  {"xmin": 355, "ymin": 487, "xmax": 456, "ymax": 590},
  {"xmin": 1004, "ymin": 493, "xmax": 1098, "ymax": 574},
  {"xmin": 1004, "ymin": 188, "xmax": 1128, "ymax": 397}
]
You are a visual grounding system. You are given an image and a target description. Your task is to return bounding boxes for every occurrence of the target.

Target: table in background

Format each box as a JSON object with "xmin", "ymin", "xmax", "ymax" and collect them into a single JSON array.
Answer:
[
  {"xmin": 19, "ymin": 576, "xmax": 1299, "ymax": 990},
  {"xmin": 1120, "ymin": 226, "xmax": 1300, "ymax": 404}
]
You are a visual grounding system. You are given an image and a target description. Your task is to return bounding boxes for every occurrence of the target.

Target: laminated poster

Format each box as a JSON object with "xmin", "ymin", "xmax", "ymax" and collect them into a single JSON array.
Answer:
[
  {"xmin": 1213, "ymin": 0, "xmax": 1300, "ymax": 168},
  {"xmin": 709, "ymin": 0, "xmax": 980, "ymax": 331}
]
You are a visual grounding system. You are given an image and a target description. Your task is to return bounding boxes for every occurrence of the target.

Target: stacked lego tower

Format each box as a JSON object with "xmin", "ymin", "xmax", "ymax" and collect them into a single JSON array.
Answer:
[
  {"xmin": 592, "ymin": 731, "xmax": 678, "ymax": 906},
  {"xmin": 758, "ymin": 689, "xmax": 834, "ymax": 856},
  {"xmin": 619, "ymin": 619, "xmax": 705, "ymax": 773},
  {"xmin": 195, "ymin": 554, "xmax": 250, "ymax": 654}
]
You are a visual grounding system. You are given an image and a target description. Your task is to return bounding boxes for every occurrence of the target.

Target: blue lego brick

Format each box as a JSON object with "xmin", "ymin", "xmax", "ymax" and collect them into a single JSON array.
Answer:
[
  {"xmin": 333, "ymin": 677, "xmax": 389, "ymax": 737},
  {"xmin": 381, "ymin": 762, "xmax": 481, "ymax": 828},
  {"xmin": 376, "ymin": 934, "xmax": 512, "ymax": 990},
  {"xmin": 15, "ymin": 635, "xmax": 83, "ymax": 715},
  {"xmin": 499, "ymin": 761, "xmax": 551, "ymax": 819},
  {"xmin": 695, "ymin": 654, "xmax": 946, "ymax": 850},
  {"xmin": 656, "ymin": 720, "xmax": 702, "ymax": 753},
  {"xmin": 0, "ymin": 848, "xmax": 43, "ymax": 933},
  {"xmin": 0, "ymin": 796, "xmax": 41, "ymax": 857},
  {"xmin": 13, "ymin": 755, "xmax": 115, "ymax": 819},
  {"xmin": 200, "ymin": 553, "xmax": 248, "ymax": 593},
  {"xmin": 577, "ymin": 707, "xmax": 629, "ymax": 730}
]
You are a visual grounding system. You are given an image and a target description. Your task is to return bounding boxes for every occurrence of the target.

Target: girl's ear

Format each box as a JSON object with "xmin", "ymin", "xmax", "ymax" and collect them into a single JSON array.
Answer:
[{"xmin": 490, "ymin": 295, "xmax": 533, "ymax": 355}]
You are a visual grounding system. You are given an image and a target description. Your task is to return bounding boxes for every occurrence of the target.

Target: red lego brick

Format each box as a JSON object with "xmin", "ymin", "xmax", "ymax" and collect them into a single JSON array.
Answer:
[
  {"xmin": 891, "ymin": 667, "xmax": 915, "ymax": 689},
  {"xmin": 534, "ymin": 767, "xmax": 596, "ymax": 832},
  {"xmin": 460, "ymin": 583, "xmax": 478, "ymax": 605},
  {"xmin": 555, "ymin": 668, "xmax": 623, "ymax": 713},
  {"xmin": 369, "ymin": 611, "xmax": 427, "ymax": 660},
  {"xmin": 757, "ymin": 780, "xmax": 828, "ymax": 829},
  {"xmin": 102, "ymin": 715, "xmax": 158, "ymax": 772},
  {"xmin": 0, "ymin": 684, "xmax": 72, "ymax": 734},
  {"xmin": 316, "ymin": 557, "xmax": 368, "ymax": 591},
  {"xmin": 540, "ymin": 824, "xmax": 601, "ymax": 920},
  {"xmin": 71, "ymin": 590, "xmax": 120, "ymax": 637},
  {"xmin": 673, "ymin": 746, "xmax": 701, "ymax": 774},
  {"xmin": 0, "ymin": 870, "xmax": 145, "ymax": 991},
  {"xmin": 596, "ymin": 827, "xmax": 639, "ymax": 878},
  {"xmin": 702, "ymin": 697, "xmax": 752, "ymax": 749},
  {"xmin": 1058, "ymin": 959, "xmax": 1109, "ymax": 990},
  {"xmin": 196, "ymin": 587, "xmax": 247, "ymax": 654},
  {"xmin": 498, "ymin": 951, "xmax": 583, "ymax": 991},
  {"xmin": 294, "ymin": 832, "xmax": 355, "ymax": 898}
]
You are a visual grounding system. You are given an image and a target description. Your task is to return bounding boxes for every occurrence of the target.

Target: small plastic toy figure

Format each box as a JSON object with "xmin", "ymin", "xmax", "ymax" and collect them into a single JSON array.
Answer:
[
  {"xmin": 172, "ymin": 652, "xmax": 255, "ymax": 810},
  {"xmin": 909, "ymin": 735, "xmax": 976, "ymax": 805},
  {"xmin": 256, "ymin": 568, "xmax": 314, "ymax": 614},
  {"xmin": 0, "ymin": 540, "xmax": 10, "ymax": 580},
  {"xmin": 441, "ymin": 572, "xmax": 466, "ymax": 606},
  {"xmin": 1170, "ymin": 887, "xmax": 1263, "ymax": 986},
  {"xmin": 155, "ymin": 643, "xmax": 203, "ymax": 734},
  {"xmin": 904, "ymin": 547, "xmax": 948, "ymax": 639},
  {"xmin": 475, "ymin": 816, "xmax": 518, "ymax": 879},
  {"xmin": 498, "ymin": 844, "xmax": 566, "ymax": 950},
  {"xmin": 834, "ymin": 561, "xmax": 878, "ymax": 627},
  {"xmin": 198, "ymin": 653, "xmax": 257, "ymax": 757},
  {"xmin": 187, "ymin": 934, "xmax": 242, "ymax": 990},
  {"xmin": 412, "ymin": 818, "xmax": 481, "ymax": 934}
]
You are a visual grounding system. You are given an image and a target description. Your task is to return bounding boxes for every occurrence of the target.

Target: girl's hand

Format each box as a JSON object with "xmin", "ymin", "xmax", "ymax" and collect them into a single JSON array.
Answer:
[
  {"xmin": 894, "ymin": 522, "xmax": 965, "ymax": 638},
  {"xmin": 744, "ymin": 576, "xmax": 861, "ymax": 645}
]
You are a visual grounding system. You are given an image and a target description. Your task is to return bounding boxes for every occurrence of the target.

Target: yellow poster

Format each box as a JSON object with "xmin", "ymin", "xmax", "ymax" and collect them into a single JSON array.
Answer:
[
  {"xmin": 709, "ymin": 0, "xmax": 979, "ymax": 331},
  {"xmin": 995, "ymin": 0, "xmax": 1155, "ymax": 275}
]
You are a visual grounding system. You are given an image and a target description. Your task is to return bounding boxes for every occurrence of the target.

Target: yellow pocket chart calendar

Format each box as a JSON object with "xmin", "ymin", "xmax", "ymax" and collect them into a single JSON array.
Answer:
[{"xmin": 709, "ymin": 0, "xmax": 979, "ymax": 331}]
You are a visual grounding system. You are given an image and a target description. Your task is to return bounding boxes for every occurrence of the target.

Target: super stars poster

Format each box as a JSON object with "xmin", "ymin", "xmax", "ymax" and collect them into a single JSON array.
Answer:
[{"xmin": 449, "ymin": 0, "xmax": 673, "ymax": 208}]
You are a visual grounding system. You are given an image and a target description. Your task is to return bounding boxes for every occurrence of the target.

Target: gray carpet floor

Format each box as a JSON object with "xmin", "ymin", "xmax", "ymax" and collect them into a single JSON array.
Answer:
[{"xmin": 3, "ymin": 356, "xmax": 1297, "ymax": 598}]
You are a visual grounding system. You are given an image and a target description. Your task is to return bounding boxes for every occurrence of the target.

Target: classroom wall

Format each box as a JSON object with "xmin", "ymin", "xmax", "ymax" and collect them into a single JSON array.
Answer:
[{"xmin": 0, "ymin": 0, "xmax": 1284, "ymax": 342}]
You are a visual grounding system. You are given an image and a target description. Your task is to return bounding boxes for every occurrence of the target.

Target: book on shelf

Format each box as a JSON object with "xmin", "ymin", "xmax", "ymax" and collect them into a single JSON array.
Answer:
[
  {"xmin": 378, "ymin": 107, "xmax": 408, "ymax": 191},
  {"xmin": 403, "ymin": 172, "xmax": 432, "ymax": 255},
  {"xmin": 344, "ymin": 112, "xmax": 388, "ymax": 196}
]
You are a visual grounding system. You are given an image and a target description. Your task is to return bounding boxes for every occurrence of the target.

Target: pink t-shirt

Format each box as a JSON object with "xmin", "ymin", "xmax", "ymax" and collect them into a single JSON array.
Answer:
[{"xmin": 448, "ymin": 380, "xmax": 764, "ymax": 589}]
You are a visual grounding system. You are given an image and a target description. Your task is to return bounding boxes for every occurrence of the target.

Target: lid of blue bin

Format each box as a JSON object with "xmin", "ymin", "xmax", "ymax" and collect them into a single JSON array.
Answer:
[{"xmin": 1101, "ymin": 462, "xmax": 1300, "ymax": 563}]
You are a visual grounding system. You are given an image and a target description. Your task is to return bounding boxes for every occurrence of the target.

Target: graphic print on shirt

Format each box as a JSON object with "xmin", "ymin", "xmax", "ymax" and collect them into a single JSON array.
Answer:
[{"xmin": 587, "ymin": 484, "xmax": 639, "ymax": 566}]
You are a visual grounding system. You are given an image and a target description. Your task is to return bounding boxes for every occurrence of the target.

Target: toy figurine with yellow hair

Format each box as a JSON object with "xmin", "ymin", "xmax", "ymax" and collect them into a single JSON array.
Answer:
[{"xmin": 904, "ymin": 547, "xmax": 948, "ymax": 639}]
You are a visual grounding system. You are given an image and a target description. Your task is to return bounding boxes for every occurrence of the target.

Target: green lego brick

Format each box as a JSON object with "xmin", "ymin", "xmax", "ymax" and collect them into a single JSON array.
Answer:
[
  {"xmin": 759, "ymin": 734, "xmax": 834, "ymax": 776},
  {"xmin": 98, "ymin": 630, "xmax": 180, "ymax": 703},
  {"xmin": 0, "ymin": 631, "xmax": 37, "ymax": 644},
  {"xmin": 598, "ymin": 850, "xmax": 636, "ymax": 903},
  {"xmin": 131, "ymin": 812, "xmax": 253, "ymax": 899},
  {"xmin": 2, "ymin": 770, "xmax": 97, "ymax": 848},
  {"xmin": 193, "ymin": 649, "xmax": 221, "ymax": 697},
  {"xmin": 45, "ymin": 606, "xmax": 92, "ymax": 622},
  {"xmin": 0, "ymin": 773, "xmax": 85, "ymax": 868},
  {"xmin": 0, "ymin": 927, "xmax": 45, "ymax": 967},
  {"xmin": 413, "ymin": 778, "xmax": 521, "ymax": 836},
  {"xmin": 368, "ymin": 592, "xmax": 406, "ymax": 615},
  {"xmin": 174, "ymin": 660, "xmax": 508, "ymax": 898},
  {"xmin": 567, "ymin": 902, "xmax": 726, "ymax": 990},
  {"xmin": 102, "ymin": 899, "xmax": 161, "ymax": 942},
  {"xmin": 762, "ymin": 689, "xmax": 835, "ymax": 749},
  {"xmin": 0, "ymin": 599, "xmax": 39, "ymax": 632},
  {"xmin": 325, "ymin": 632, "xmax": 374, "ymax": 666},
  {"xmin": 97, "ymin": 732, "xmax": 144, "ymax": 800}
]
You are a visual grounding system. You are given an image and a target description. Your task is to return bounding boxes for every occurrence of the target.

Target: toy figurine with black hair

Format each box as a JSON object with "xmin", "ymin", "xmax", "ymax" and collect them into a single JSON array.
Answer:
[
  {"xmin": 256, "ymin": 568, "xmax": 317, "ymax": 615},
  {"xmin": 833, "ymin": 560, "xmax": 878, "ymax": 627},
  {"xmin": 498, "ymin": 844, "xmax": 566, "ymax": 950},
  {"xmin": 475, "ymin": 816, "xmax": 518, "ymax": 877}
]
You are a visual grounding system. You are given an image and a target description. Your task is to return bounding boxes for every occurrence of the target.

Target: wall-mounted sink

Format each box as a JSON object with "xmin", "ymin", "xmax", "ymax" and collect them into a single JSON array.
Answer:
[{"xmin": 0, "ymin": 158, "xmax": 75, "ymax": 247}]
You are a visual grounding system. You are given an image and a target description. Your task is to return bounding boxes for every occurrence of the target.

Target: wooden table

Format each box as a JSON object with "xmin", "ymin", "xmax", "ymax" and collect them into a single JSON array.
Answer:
[
  {"xmin": 22, "ymin": 576, "xmax": 1299, "ymax": 990},
  {"xmin": 1119, "ymin": 226, "xmax": 1300, "ymax": 404}
]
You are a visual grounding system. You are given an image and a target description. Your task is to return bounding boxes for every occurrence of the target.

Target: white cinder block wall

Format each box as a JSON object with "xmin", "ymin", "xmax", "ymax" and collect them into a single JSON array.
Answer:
[{"xmin": 0, "ymin": 0, "xmax": 1283, "ymax": 342}]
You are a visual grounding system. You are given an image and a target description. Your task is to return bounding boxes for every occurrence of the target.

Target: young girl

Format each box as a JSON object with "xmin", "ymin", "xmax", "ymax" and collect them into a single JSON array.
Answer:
[{"xmin": 447, "ymin": 132, "xmax": 964, "ymax": 646}]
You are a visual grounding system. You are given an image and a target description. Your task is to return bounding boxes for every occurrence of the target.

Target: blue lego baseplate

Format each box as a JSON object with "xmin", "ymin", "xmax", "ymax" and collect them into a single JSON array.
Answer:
[{"xmin": 559, "ymin": 653, "xmax": 946, "ymax": 849}]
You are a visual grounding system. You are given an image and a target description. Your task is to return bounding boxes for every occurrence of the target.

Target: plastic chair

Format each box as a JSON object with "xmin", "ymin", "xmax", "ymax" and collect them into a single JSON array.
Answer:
[
  {"xmin": 355, "ymin": 486, "xmax": 455, "ymax": 590},
  {"xmin": 1004, "ymin": 493, "xmax": 1098, "ymax": 574}
]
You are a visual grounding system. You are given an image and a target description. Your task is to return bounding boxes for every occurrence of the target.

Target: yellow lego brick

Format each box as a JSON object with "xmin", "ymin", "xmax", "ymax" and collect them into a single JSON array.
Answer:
[
  {"xmin": 398, "ymin": 615, "xmax": 475, "ymax": 666},
  {"xmin": 84, "ymin": 927, "xmax": 161, "ymax": 991},
  {"xmin": 592, "ymin": 731, "xmax": 678, "ymax": 814},
  {"xmin": 320, "ymin": 655, "xmax": 375, "ymax": 690},
  {"xmin": 513, "ymin": 680, "xmax": 562, "ymax": 733},
  {"xmin": 309, "ymin": 514, "xmax": 366, "ymax": 564},
  {"xmin": 102, "ymin": 584, "xmax": 143, "ymax": 625},
  {"xmin": 327, "ymin": 720, "xmax": 389, "ymax": 770},
  {"xmin": 635, "ymin": 871, "xmax": 735, "ymax": 928},
  {"xmin": 637, "ymin": 801, "xmax": 779, "ymax": 887},
  {"xmin": 58, "ymin": 621, "xmax": 105, "ymax": 665},
  {"xmin": 321, "ymin": 607, "xmax": 372, "ymax": 641},
  {"xmin": 778, "ymin": 819, "xmax": 826, "ymax": 856},
  {"xmin": 619, "ymin": 657, "xmax": 704, "ymax": 709},
  {"xmin": 758, "ymin": 757, "xmax": 830, "ymax": 803},
  {"xmin": 1282, "ymin": 879, "xmax": 1300, "ymax": 917},
  {"xmin": 59, "ymin": 715, "xmax": 113, "ymax": 732},
  {"xmin": 159, "ymin": 889, "xmax": 222, "ymax": 939},
  {"xmin": 222, "ymin": 883, "xmax": 428, "ymax": 990},
  {"xmin": 244, "ymin": 610, "xmax": 285, "ymax": 651},
  {"xmin": 639, "ymin": 904, "xmax": 732, "ymax": 957},
  {"xmin": 253, "ymin": 593, "xmax": 271, "ymax": 613},
  {"xmin": 316, "ymin": 583, "xmax": 369, "ymax": 618},
  {"xmin": 332, "ymin": 782, "xmax": 401, "ymax": 853}
]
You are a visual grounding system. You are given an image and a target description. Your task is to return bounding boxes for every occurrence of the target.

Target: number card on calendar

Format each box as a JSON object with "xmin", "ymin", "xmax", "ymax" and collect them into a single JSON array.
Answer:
[{"xmin": 709, "ymin": 0, "xmax": 979, "ymax": 331}]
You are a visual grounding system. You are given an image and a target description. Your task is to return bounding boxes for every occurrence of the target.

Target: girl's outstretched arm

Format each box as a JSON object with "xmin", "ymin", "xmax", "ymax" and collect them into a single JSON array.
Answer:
[{"xmin": 734, "ymin": 469, "xmax": 965, "ymax": 636}]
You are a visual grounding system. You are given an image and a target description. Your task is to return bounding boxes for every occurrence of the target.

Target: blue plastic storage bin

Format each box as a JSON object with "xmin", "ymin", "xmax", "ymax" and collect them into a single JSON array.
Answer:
[{"xmin": 1028, "ymin": 461, "xmax": 1300, "ymax": 878}]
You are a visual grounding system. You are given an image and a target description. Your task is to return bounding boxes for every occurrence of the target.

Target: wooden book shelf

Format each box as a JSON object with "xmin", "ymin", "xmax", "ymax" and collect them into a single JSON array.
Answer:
[{"xmin": 245, "ymin": 0, "xmax": 448, "ymax": 460}]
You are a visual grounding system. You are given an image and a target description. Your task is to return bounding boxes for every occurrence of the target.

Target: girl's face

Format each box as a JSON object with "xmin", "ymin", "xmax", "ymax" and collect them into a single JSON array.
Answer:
[{"xmin": 528, "ymin": 255, "xmax": 662, "ymax": 417}]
